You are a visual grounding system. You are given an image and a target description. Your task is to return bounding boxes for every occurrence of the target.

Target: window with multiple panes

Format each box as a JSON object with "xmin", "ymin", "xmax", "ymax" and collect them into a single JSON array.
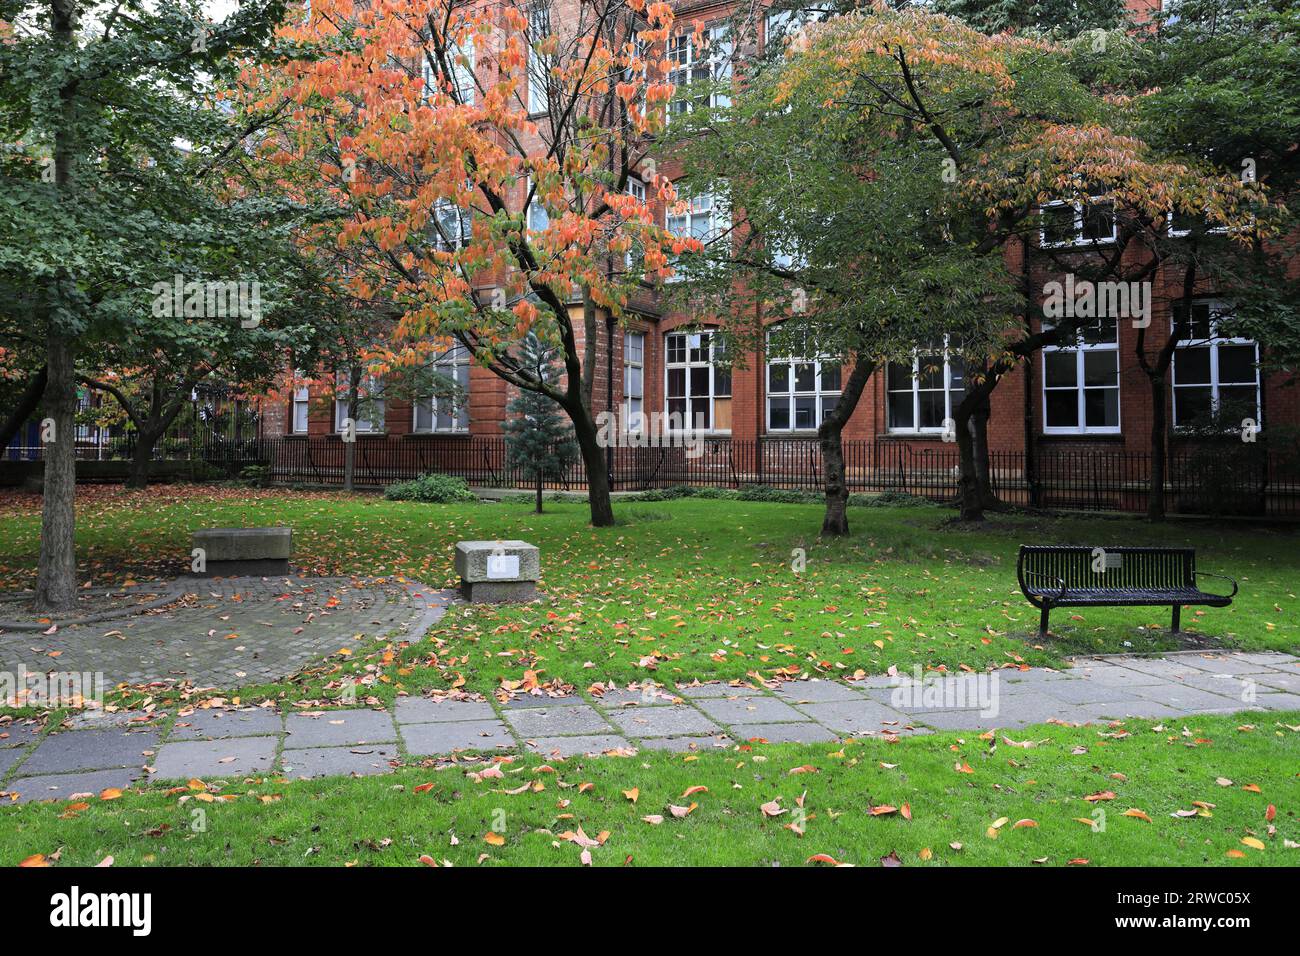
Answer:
[
  {"xmin": 766, "ymin": 332, "xmax": 841, "ymax": 431},
  {"xmin": 625, "ymin": 176, "xmax": 648, "ymax": 271},
  {"xmin": 666, "ymin": 24, "xmax": 732, "ymax": 115},
  {"xmin": 292, "ymin": 377, "xmax": 310, "ymax": 433},
  {"xmin": 666, "ymin": 191, "xmax": 727, "ymax": 279},
  {"xmin": 422, "ymin": 36, "xmax": 475, "ymax": 104},
  {"xmin": 431, "ymin": 198, "xmax": 472, "ymax": 251},
  {"xmin": 334, "ymin": 371, "xmax": 385, "ymax": 433},
  {"xmin": 624, "ymin": 331, "xmax": 645, "ymax": 430},
  {"xmin": 886, "ymin": 338, "xmax": 966, "ymax": 434},
  {"xmin": 1172, "ymin": 300, "xmax": 1260, "ymax": 429},
  {"xmin": 527, "ymin": 4, "xmax": 550, "ymax": 114},
  {"xmin": 665, "ymin": 331, "xmax": 731, "ymax": 431},
  {"xmin": 1041, "ymin": 318, "xmax": 1120, "ymax": 434},
  {"xmin": 414, "ymin": 345, "xmax": 471, "ymax": 433},
  {"xmin": 1039, "ymin": 198, "xmax": 1117, "ymax": 248}
]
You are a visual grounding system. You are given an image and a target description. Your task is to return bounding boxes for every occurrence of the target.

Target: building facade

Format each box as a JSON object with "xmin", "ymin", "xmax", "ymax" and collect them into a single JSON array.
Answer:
[{"xmin": 264, "ymin": 0, "xmax": 1298, "ymax": 510}]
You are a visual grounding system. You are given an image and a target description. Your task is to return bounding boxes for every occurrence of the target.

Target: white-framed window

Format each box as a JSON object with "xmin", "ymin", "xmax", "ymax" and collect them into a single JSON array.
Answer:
[
  {"xmin": 422, "ymin": 37, "xmax": 475, "ymax": 104},
  {"xmin": 1041, "ymin": 318, "xmax": 1120, "ymax": 434},
  {"xmin": 667, "ymin": 24, "xmax": 732, "ymax": 115},
  {"xmin": 886, "ymin": 337, "xmax": 966, "ymax": 433},
  {"xmin": 1172, "ymin": 300, "xmax": 1260, "ymax": 430},
  {"xmin": 334, "ymin": 371, "xmax": 385, "ymax": 433},
  {"xmin": 766, "ymin": 334, "xmax": 841, "ymax": 431},
  {"xmin": 666, "ymin": 190, "xmax": 728, "ymax": 279},
  {"xmin": 527, "ymin": 3, "xmax": 551, "ymax": 115},
  {"xmin": 624, "ymin": 176, "xmax": 651, "ymax": 271},
  {"xmin": 292, "ymin": 378, "xmax": 310, "ymax": 434},
  {"xmin": 1040, "ymin": 198, "xmax": 1117, "ymax": 248},
  {"xmin": 665, "ymin": 331, "xmax": 731, "ymax": 432},
  {"xmin": 431, "ymin": 198, "xmax": 472, "ymax": 251},
  {"xmin": 414, "ymin": 345, "xmax": 471, "ymax": 433},
  {"xmin": 624, "ymin": 331, "xmax": 645, "ymax": 431}
]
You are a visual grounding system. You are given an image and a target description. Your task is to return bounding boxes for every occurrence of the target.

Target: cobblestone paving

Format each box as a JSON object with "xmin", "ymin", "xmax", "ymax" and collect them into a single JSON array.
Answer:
[
  {"xmin": 0, "ymin": 576, "xmax": 451, "ymax": 690},
  {"xmin": 2, "ymin": 649, "xmax": 1297, "ymax": 802}
]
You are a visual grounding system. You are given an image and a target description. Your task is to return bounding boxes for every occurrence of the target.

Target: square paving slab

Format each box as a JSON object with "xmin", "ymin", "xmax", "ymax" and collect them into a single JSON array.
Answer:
[
  {"xmin": 794, "ymin": 699, "xmax": 911, "ymax": 735},
  {"xmin": 1254, "ymin": 672, "xmax": 1300, "ymax": 694},
  {"xmin": 279, "ymin": 744, "xmax": 398, "ymax": 779},
  {"xmin": 0, "ymin": 722, "xmax": 42, "ymax": 748},
  {"xmin": 593, "ymin": 687, "xmax": 677, "ymax": 707},
  {"xmin": 694, "ymin": 695, "xmax": 807, "ymax": 724},
  {"xmin": 401, "ymin": 720, "xmax": 513, "ymax": 755},
  {"xmin": 1127, "ymin": 683, "xmax": 1246, "ymax": 712},
  {"xmin": 729, "ymin": 722, "xmax": 838, "ymax": 744},
  {"xmin": 504, "ymin": 704, "xmax": 613, "ymax": 737},
  {"xmin": 500, "ymin": 694, "xmax": 588, "ymax": 709},
  {"xmin": 150, "ymin": 736, "xmax": 278, "ymax": 779},
  {"xmin": 637, "ymin": 735, "xmax": 732, "ymax": 752},
  {"xmin": 3, "ymin": 768, "xmax": 142, "ymax": 804},
  {"xmin": 283, "ymin": 710, "xmax": 397, "ymax": 749},
  {"xmin": 608, "ymin": 706, "xmax": 720, "ymax": 738},
  {"xmin": 673, "ymin": 683, "xmax": 744, "ymax": 698},
  {"xmin": 167, "ymin": 708, "xmax": 282, "ymax": 741},
  {"xmin": 1254, "ymin": 692, "xmax": 1300, "ymax": 711},
  {"xmin": 20, "ymin": 727, "xmax": 159, "ymax": 775},
  {"xmin": 526, "ymin": 734, "xmax": 632, "ymax": 757},
  {"xmin": 394, "ymin": 697, "xmax": 496, "ymax": 724},
  {"xmin": 772, "ymin": 681, "xmax": 865, "ymax": 704}
]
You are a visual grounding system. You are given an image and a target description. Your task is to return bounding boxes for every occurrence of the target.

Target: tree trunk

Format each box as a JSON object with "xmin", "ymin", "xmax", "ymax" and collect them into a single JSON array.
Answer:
[
  {"xmin": 818, "ymin": 355, "xmax": 875, "ymax": 537},
  {"xmin": 570, "ymin": 405, "xmax": 614, "ymax": 526},
  {"xmin": 971, "ymin": 391, "xmax": 997, "ymax": 509},
  {"xmin": 36, "ymin": 333, "xmax": 78, "ymax": 610},
  {"xmin": 126, "ymin": 431, "xmax": 158, "ymax": 489},
  {"xmin": 36, "ymin": 0, "xmax": 80, "ymax": 611},
  {"xmin": 343, "ymin": 368, "xmax": 359, "ymax": 493},
  {"xmin": 536, "ymin": 473, "xmax": 543, "ymax": 513},
  {"xmin": 954, "ymin": 411, "xmax": 984, "ymax": 521},
  {"xmin": 1148, "ymin": 373, "xmax": 1167, "ymax": 522},
  {"xmin": 0, "ymin": 366, "xmax": 48, "ymax": 452}
]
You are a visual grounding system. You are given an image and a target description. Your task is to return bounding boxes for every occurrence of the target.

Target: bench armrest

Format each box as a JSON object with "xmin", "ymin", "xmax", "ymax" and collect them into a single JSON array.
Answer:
[
  {"xmin": 1021, "ymin": 570, "xmax": 1067, "ymax": 604},
  {"xmin": 1194, "ymin": 571, "xmax": 1238, "ymax": 600}
]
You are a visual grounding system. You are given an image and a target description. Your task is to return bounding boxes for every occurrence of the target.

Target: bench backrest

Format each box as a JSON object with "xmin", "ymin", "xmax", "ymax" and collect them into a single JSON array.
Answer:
[{"xmin": 1018, "ymin": 545, "xmax": 1195, "ymax": 592}]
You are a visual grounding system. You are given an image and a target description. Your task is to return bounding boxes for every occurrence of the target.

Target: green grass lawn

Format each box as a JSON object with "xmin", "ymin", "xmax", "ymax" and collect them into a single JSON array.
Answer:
[
  {"xmin": 0, "ymin": 485, "xmax": 1295, "ymax": 703},
  {"xmin": 1, "ymin": 485, "xmax": 1297, "ymax": 867},
  {"xmin": 2, "ymin": 713, "xmax": 1295, "ymax": 867}
]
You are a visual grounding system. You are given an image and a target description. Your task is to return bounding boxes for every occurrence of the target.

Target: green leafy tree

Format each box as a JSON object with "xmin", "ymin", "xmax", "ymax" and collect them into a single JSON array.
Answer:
[
  {"xmin": 0, "ymin": 0, "xmax": 295, "ymax": 607},
  {"xmin": 668, "ymin": 8, "xmax": 1261, "ymax": 527},
  {"xmin": 501, "ymin": 334, "xmax": 579, "ymax": 513}
]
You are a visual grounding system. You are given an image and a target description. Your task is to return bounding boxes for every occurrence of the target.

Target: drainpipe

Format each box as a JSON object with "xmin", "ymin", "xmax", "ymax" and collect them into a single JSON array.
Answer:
[
  {"xmin": 607, "ymin": 311, "xmax": 615, "ymax": 480},
  {"xmin": 1021, "ymin": 234, "xmax": 1038, "ymax": 506}
]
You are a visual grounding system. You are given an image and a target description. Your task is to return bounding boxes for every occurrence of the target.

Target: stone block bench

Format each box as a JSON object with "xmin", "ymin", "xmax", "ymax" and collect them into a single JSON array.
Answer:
[
  {"xmin": 455, "ymin": 540, "xmax": 539, "ymax": 602},
  {"xmin": 192, "ymin": 527, "xmax": 292, "ymax": 577}
]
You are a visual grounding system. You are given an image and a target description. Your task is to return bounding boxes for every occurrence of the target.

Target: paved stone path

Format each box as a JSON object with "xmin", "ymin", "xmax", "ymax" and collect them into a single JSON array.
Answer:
[
  {"xmin": 3, "ymin": 649, "xmax": 1298, "ymax": 803},
  {"xmin": 0, "ymin": 576, "xmax": 451, "ymax": 690}
]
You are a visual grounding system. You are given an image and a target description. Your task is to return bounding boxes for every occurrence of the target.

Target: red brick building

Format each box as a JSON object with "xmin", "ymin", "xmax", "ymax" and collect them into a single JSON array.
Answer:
[{"xmin": 265, "ymin": 0, "xmax": 1298, "ymax": 511}]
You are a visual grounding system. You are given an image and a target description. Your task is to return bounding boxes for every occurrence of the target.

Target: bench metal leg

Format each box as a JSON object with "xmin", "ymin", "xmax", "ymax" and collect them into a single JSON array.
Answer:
[
  {"xmin": 1039, "ymin": 605, "xmax": 1050, "ymax": 636},
  {"xmin": 1171, "ymin": 605, "xmax": 1181, "ymax": 634}
]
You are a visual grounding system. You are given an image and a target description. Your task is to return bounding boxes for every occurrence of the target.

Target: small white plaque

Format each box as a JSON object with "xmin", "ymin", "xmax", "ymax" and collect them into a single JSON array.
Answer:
[{"xmin": 487, "ymin": 554, "xmax": 520, "ymax": 580}]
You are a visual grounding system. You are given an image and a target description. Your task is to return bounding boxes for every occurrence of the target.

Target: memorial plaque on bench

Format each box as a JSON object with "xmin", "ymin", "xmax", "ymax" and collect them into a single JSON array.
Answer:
[{"xmin": 455, "ymin": 540, "xmax": 538, "ymax": 603}]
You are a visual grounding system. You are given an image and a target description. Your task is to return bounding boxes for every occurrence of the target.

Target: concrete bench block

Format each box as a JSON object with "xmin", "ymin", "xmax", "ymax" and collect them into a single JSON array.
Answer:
[
  {"xmin": 455, "ymin": 540, "xmax": 539, "ymax": 602},
  {"xmin": 192, "ymin": 527, "xmax": 292, "ymax": 577}
]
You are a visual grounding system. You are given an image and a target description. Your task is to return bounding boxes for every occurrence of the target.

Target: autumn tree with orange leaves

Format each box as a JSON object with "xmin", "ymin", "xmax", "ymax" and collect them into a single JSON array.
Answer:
[{"xmin": 250, "ymin": 0, "xmax": 691, "ymax": 526}]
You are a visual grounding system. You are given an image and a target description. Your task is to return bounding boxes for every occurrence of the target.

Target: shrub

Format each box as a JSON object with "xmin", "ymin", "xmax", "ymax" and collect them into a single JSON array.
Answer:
[{"xmin": 384, "ymin": 473, "xmax": 478, "ymax": 503}]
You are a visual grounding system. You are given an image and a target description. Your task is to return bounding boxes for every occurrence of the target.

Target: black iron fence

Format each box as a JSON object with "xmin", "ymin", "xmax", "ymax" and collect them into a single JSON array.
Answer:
[{"xmin": 8, "ymin": 434, "xmax": 1299, "ymax": 517}]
